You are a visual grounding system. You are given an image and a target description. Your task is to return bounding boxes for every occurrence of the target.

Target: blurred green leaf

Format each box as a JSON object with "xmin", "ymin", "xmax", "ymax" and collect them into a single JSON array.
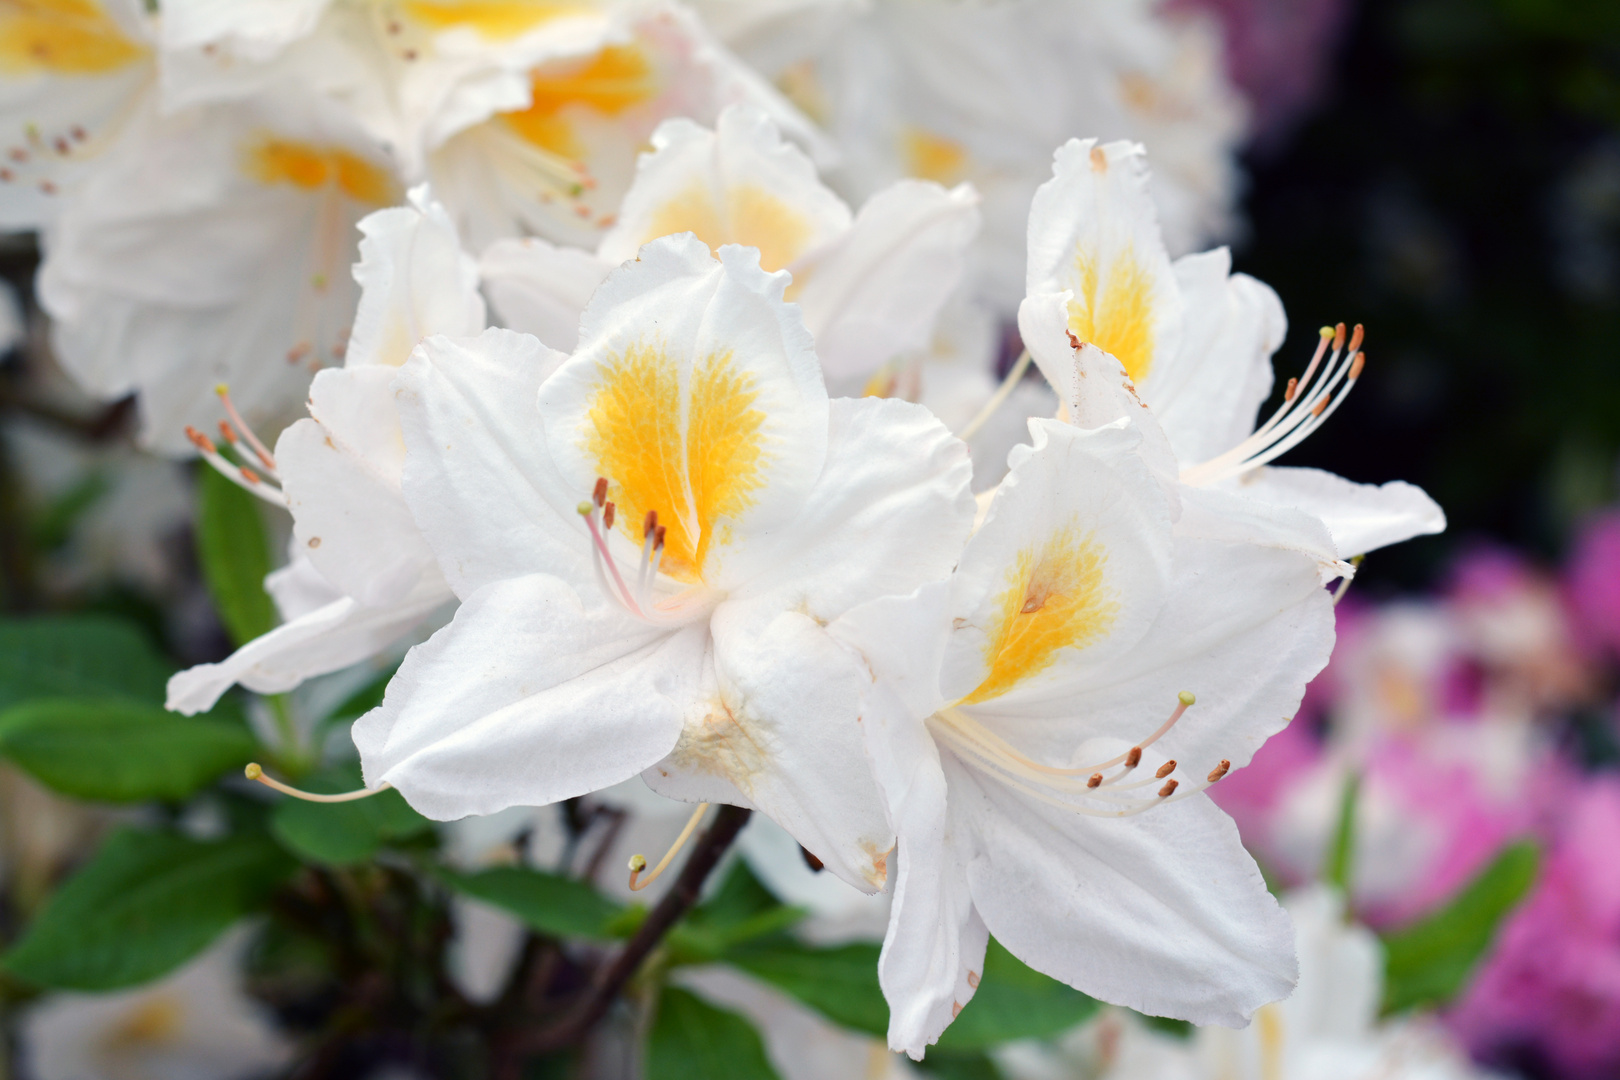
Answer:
[
  {"xmin": 920, "ymin": 1050, "xmax": 1003, "ymax": 1080},
  {"xmin": 670, "ymin": 860, "xmax": 806, "ymax": 959},
  {"xmin": 196, "ymin": 464, "xmax": 276, "ymax": 647},
  {"xmin": 0, "ymin": 616, "xmax": 170, "ymax": 709},
  {"xmin": 1326, "ymin": 771, "xmax": 1361, "ymax": 895},
  {"xmin": 30, "ymin": 471, "xmax": 109, "ymax": 552},
  {"xmin": 724, "ymin": 940, "xmax": 886, "ymax": 1037},
  {"xmin": 438, "ymin": 866, "xmax": 624, "ymax": 941},
  {"xmin": 645, "ymin": 987, "xmax": 780, "ymax": 1080},
  {"xmin": 0, "ymin": 698, "xmax": 256, "ymax": 802},
  {"xmin": 323, "ymin": 661, "xmax": 399, "ymax": 724},
  {"xmin": 269, "ymin": 762, "xmax": 431, "ymax": 865},
  {"xmin": 937, "ymin": 938, "xmax": 1099, "ymax": 1051},
  {"xmin": 1381, "ymin": 840, "xmax": 1540, "ymax": 1014},
  {"xmin": 3, "ymin": 827, "xmax": 295, "ymax": 990}
]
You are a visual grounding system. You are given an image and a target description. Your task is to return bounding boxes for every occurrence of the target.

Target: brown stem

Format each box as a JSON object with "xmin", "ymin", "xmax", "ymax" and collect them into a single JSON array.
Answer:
[{"xmin": 523, "ymin": 804, "xmax": 751, "ymax": 1056}]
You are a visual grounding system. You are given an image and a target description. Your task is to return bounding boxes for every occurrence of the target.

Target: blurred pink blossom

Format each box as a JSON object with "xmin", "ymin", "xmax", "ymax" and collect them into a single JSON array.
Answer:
[{"xmin": 1566, "ymin": 510, "xmax": 1620, "ymax": 660}]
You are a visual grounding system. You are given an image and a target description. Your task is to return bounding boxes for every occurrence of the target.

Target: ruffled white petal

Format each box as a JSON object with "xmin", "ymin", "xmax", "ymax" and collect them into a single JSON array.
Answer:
[{"xmin": 1228, "ymin": 466, "xmax": 1447, "ymax": 560}]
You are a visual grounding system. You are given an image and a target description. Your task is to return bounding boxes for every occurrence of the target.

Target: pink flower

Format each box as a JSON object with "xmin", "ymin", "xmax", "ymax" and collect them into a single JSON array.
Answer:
[{"xmin": 1566, "ymin": 510, "xmax": 1620, "ymax": 660}]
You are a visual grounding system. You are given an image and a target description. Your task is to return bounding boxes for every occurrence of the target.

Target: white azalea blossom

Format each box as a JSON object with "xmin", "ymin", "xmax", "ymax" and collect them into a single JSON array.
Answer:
[
  {"xmin": 166, "ymin": 185, "xmax": 477, "ymax": 714},
  {"xmin": 0, "ymin": 0, "xmax": 154, "ymax": 229},
  {"xmin": 355, "ymin": 234, "xmax": 974, "ymax": 893},
  {"xmin": 1019, "ymin": 138, "xmax": 1445, "ymax": 561},
  {"xmin": 38, "ymin": 87, "xmax": 402, "ymax": 453},
  {"xmin": 481, "ymin": 102, "xmax": 980, "ymax": 387},
  {"xmin": 835, "ymin": 405, "xmax": 1337, "ymax": 1055}
]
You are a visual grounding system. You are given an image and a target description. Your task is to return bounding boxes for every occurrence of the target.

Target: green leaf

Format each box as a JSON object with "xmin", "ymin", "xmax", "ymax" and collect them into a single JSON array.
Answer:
[
  {"xmin": 645, "ymin": 987, "xmax": 780, "ymax": 1080},
  {"xmin": 31, "ymin": 471, "xmax": 110, "ymax": 552},
  {"xmin": 937, "ymin": 938, "xmax": 1099, "ymax": 1050},
  {"xmin": 438, "ymin": 866, "xmax": 624, "ymax": 941},
  {"xmin": 0, "ymin": 616, "xmax": 170, "ymax": 710},
  {"xmin": 1326, "ymin": 770, "xmax": 1361, "ymax": 895},
  {"xmin": 670, "ymin": 860, "xmax": 806, "ymax": 958},
  {"xmin": 324, "ymin": 661, "xmax": 400, "ymax": 724},
  {"xmin": 725, "ymin": 940, "xmax": 887, "ymax": 1036},
  {"xmin": 196, "ymin": 464, "xmax": 277, "ymax": 646},
  {"xmin": 269, "ymin": 763, "xmax": 432, "ymax": 865},
  {"xmin": 0, "ymin": 698, "xmax": 257, "ymax": 802},
  {"xmin": 1381, "ymin": 840, "xmax": 1540, "ymax": 1014},
  {"xmin": 3, "ymin": 827, "xmax": 296, "ymax": 990},
  {"xmin": 919, "ymin": 1050, "xmax": 1003, "ymax": 1080}
]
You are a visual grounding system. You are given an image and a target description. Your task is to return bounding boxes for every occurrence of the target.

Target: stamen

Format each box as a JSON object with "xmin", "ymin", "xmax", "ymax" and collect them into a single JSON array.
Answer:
[
  {"xmin": 1207, "ymin": 760, "xmax": 1231, "ymax": 783},
  {"xmin": 627, "ymin": 801, "xmax": 709, "ymax": 891},
  {"xmin": 186, "ymin": 425, "xmax": 287, "ymax": 508},
  {"xmin": 244, "ymin": 762, "xmax": 390, "ymax": 803},
  {"xmin": 1155, "ymin": 760, "xmax": 1177, "ymax": 779},
  {"xmin": 1124, "ymin": 746, "xmax": 1142, "ymax": 769},
  {"xmin": 215, "ymin": 384, "xmax": 277, "ymax": 473},
  {"xmin": 1158, "ymin": 779, "xmax": 1179, "ymax": 797},
  {"xmin": 593, "ymin": 477, "xmax": 608, "ymax": 507},
  {"xmin": 956, "ymin": 349, "xmax": 1033, "ymax": 442},
  {"xmin": 1087, "ymin": 773, "xmax": 1102, "ymax": 788},
  {"xmin": 602, "ymin": 502, "xmax": 615, "ymax": 530}
]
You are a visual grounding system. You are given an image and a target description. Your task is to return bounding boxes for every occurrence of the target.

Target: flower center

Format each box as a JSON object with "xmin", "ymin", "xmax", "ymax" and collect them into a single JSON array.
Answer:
[
  {"xmin": 576, "ymin": 476, "xmax": 700, "ymax": 626},
  {"xmin": 1179, "ymin": 322, "xmax": 1366, "ymax": 487},
  {"xmin": 929, "ymin": 691, "xmax": 1232, "ymax": 818}
]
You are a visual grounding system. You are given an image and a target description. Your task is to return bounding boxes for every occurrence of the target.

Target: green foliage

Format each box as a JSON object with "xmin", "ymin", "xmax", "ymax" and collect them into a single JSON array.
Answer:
[
  {"xmin": 1382, "ymin": 840, "xmax": 1540, "ymax": 1014},
  {"xmin": 439, "ymin": 866, "xmax": 625, "ymax": 941},
  {"xmin": 30, "ymin": 471, "xmax": 109, "ymax": 552},
  {"xmin": 645, "ymin": 987, "xmax": 780, "ymax": 1080},
  {"xmin": 4, "ymin": 827, "xmax": 296, "ymax": 990},
  {"xmin": 937, "ymin": 938, "xmax": 1099, "ymax": 1051},
  {"xmin": 0, "ymin": 698, "xmax": 257, "ymax": 802},
  {"xmin": 670, "ymin": 860, "xmax": 806, "ymax": 959},
  {"xmin": 725, "ymin": 939, "xmax": 886, "ymax": 1036},
  {"xmin": 920, "ymin": 1051, "xmax": 1003, "ymax": 1080},
  {"xmin": 269, "ymin": 763, "xmax": 432, "ymax": 865},
  {"xmin": 1326, "ymin": 771, "xmax": 1361, "ymax": 895},
  {"xmin": 0, "ymin": 615, "xmax": 171, "ymax": 710},
  {"xmin": 195, "ymin": 464, "xmax": 277, "ymax": 646}
]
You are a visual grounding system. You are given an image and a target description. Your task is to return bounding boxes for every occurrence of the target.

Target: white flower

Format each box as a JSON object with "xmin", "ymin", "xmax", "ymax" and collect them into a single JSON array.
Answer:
[
  {"xmin": 427, "ymin": 3, "xmax": 829, "ymax": 252},
  {"xmin": 38, "ymin": 87, "xmax": 402, "ymax": 453},
  {"xmin": 480, "ymin": 102, "xmax": 980, "ymax": 388},
  {"xmin": 166, "ymin": 185, "xmax": 478, "ymax": 714},
  {"xmin": 780, "ymin": 0, "xmax": 1245, "ymax": 307},
  {"xmin": 835, "ymin": 409, "xmax": 1337, "ymax": 1056},
  {"xmin": 1020, "ymin": 138, "xmax": 1445, "ymax": 562},
  {"xmin": 20, "ymin": 928, "xmax": 291, "ymax": 1080},
  {"xmin": 0, "ymin": 0, "xmax": 154, "ymax": 229},
  {"xmin": 354, "ymin": 234, "xmax": 974, "ymax": 893}
]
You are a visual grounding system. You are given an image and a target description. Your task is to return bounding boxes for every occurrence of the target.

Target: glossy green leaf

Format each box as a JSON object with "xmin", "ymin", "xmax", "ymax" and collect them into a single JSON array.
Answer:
[
  {"xmin": 0, "ymin": 698, "xmax": 257, "ymax": 802},
  {"xmin": 937, "ymin": 938, "xmax": 1099, "ymax": 1050},
  {"xmin": 645, "ymin": 987, "xmax": 780, "ymax": 1080},
  {"xmin": 670, "ymin": 860, "xmax": 805, "ymax": 959},
  {"xmin": 725, "ymin": 940, "xmax": 887, "ymax": 1036},
  {"xmin": 438, "ymin": 866, "xmax": 624, "ymax": 941},
  {"xmin": 0, "ymin": 616, "xmax": 170, "ymax": 709},
  {"xmin": 269, "ymin": 763, "xmax": 432, "ymax": 865},
  {"xmin": 3, "ymin": 827, "xmax": 296, "ymax": 990},
  {"xmin": 1382, "ymin": 840, "xmax": 1539, "ymax": 1014},
  {"xmin": 196, "ymin": 464, "xmax": 276, "ymax": 647}
]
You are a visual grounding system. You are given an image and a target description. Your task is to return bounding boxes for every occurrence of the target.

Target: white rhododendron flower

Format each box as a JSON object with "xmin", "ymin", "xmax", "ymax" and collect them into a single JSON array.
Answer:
[
  {"xmin": 355, "ymin": 234, "xmax": 974, "ymax": 891},
  {"xmin": 836, "ymin": 409, "xmax": 1337, "ymax": 1056},
  {"xmin": 167, "ymin": 186, "xmax": 478, "ymax": 714},
  {"xmin": 788, "ymin": 0, "xmax": 1244, "ymax": 307},
  {"xmin": 481, "ymin": 103, "xmax": 980, "ymax": 387},
  {"xmin": 38, "ymin": 89, "xmax": 401, "ymax": 453},
  {"xmin": 1020, "ymin": 138, "xmax": 1446, "ymax": 561},
  {"xmin": 0, "ymin": 0, "xmax": 154, "ymax": 229}
]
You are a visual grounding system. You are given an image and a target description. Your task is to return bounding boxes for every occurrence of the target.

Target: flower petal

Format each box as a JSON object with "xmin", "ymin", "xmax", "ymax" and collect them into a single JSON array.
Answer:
[
  {"xmin": 479, "ymin": 236, "xmax": 610, "ymax": 353},
  {"xmin": 1229, "ymin": 466, "xmax": 1447, "ymax": 559},
  {"xmin": 354, "ymin": 574, "xmax": 704, "ymax": 819}
]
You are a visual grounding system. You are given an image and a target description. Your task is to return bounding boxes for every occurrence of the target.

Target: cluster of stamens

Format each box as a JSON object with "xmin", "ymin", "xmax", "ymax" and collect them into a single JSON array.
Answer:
[
  {"xmin": 184, "ymin": 384, "xmax": 286, "ymax": 507},
  {"xmin": 1180, "ymin": 323, "xmax": 1366, "ymax": 487},
  {"xmin": 577, "ymin": 477, "xmax": 681, "ymax": 623},
  {"xmin": 931, "ymin": 691, "xmax": 1231, "ymax": 818}
]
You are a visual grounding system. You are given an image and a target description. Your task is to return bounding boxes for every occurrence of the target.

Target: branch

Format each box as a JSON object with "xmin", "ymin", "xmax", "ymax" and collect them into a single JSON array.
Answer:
[{"xmin": 524, "ymin": 803, "xmax": 751, "ymax": 1054}]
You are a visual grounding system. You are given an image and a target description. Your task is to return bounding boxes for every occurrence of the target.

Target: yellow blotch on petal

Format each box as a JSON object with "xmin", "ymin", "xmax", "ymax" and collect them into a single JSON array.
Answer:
[
  {"xmin": 246, "ymin": 137, "xmax": 397, "ymax": 205},
  {"xmin": 643, "ymin": 181, "xmax": 813, "ymax": 273},
  {"xmin": 585, "ymin": 342, "xmax": 768, "ymax": 583},
  {"xmin": 503, "ymin": 44, "xmax": 657, "ymax": 159},
  {"xmin": 0, "ymin": 0, "xmax": 145, "ymax": 76},
  {"xmin": 1067, "ymin": 248, "xmax": 1158, "ymax": 383},
  {"xmin": 962, "ymin": 525, "xmax": 1119, "ymax": 705},
  {"xmin": 103, "ymin": 995, "xmax": 184, "ymax": 1048},
  {"xmin": 901, "ymin": 127, "xmax": 968, "ymax": 186},
  {"xmin": 401, "ymin": 0, "xmax": 592, "ymax": 39}
]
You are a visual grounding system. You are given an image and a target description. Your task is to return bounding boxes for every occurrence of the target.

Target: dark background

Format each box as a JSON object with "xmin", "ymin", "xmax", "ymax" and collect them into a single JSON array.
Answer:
[{"xmin": 1230, "ymin": 0, "xmax": 1620, "ymax": 592}]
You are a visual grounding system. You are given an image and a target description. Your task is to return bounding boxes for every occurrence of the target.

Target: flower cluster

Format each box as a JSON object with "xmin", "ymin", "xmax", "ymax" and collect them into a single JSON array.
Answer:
[{"xmin": 0, "ymin": 0, "xmax": 1456, "ymax": 1074}]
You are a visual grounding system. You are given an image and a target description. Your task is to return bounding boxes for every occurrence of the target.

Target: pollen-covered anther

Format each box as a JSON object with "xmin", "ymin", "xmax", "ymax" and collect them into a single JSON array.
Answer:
[
  {"xmin": 185, "ymin": 425, "xmax": 217, "ymax": 455},
  {"xmin": 593, "ymin": 476, "xmax": 608, "ymax": 507},
  {"xmin": 644, "ymin": 509, "xmax": 658, "ymax": 539},
  {"xmin": 602, "ymin": 502, "xmax": 615, "ymax": 530},
  {"xmin": 1087, "ymin": 773, "xmax": 1103, "ymax": 788},
  {"xmin": 1207, "ymin": 760, "xmax": 1232, "ymax": 783},
  {"xmin": 1124, "ymin": 746, "xmax": 1142, "ymax": 769},
  {"xmin": 1155, "ymin": 760, "xmax": 1176, "ymax": 779},
  {"xmin": 1158, "ymin": 779, "xmax": 1179, "ymax": 798}
]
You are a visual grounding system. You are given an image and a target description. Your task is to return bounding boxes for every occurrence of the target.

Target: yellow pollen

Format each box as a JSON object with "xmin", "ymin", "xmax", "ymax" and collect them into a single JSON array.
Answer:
[
  {"xmin": 400, "ymin": 0, "xmax": 592, "ymax": 39},
  {"xmin": 245, "ymin": 136, "xmax": 397, "ymax": 205},
  {"xmin": 962, "ymin": 524, "xmax": 1119, "ymax": 705},
  {"xmin": 1067, "ymin": 246, "xmax": 1159, "ymax": 383},
  {"xmin": 502, "ymin": 44, "xmax": 657, "ymax": 160},
  {"xmin": 901, "ymin": 127, "xmax": 968, "ymax": 186},
  {"xmin": 103, "ymin": 996, "xmax": 184, "ymax": 1047},
  {"xmin": 642, "ymin": 181, "xmax": 814, "ymax": 273},
  {"xmin": 0, "ymin": 0, "xmax": 146, "ymax": 76},
  {"xmin": 583, "ymin": 340, "xmax": 768, "ymax": 584}
]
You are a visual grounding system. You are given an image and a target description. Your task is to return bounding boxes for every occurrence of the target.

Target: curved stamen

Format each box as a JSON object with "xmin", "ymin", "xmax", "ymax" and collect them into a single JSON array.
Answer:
[
  {"xmin": 215, "ymin": 383, "xmax": 278, "ymax": 476},
  {"xmin": 245, "ymin": 762, "xmax": 390, "ymax": 803},
  {"xmin": 187, "ymin": 426, "xmax": 288, "ymax": 508},
  {"xmin": 628, "ymin": 802, "xmax": 710, "ymax": 891},
  {"xmin": 957, "ymin": 349, "xmax": 1033, "ymax": 442}
]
